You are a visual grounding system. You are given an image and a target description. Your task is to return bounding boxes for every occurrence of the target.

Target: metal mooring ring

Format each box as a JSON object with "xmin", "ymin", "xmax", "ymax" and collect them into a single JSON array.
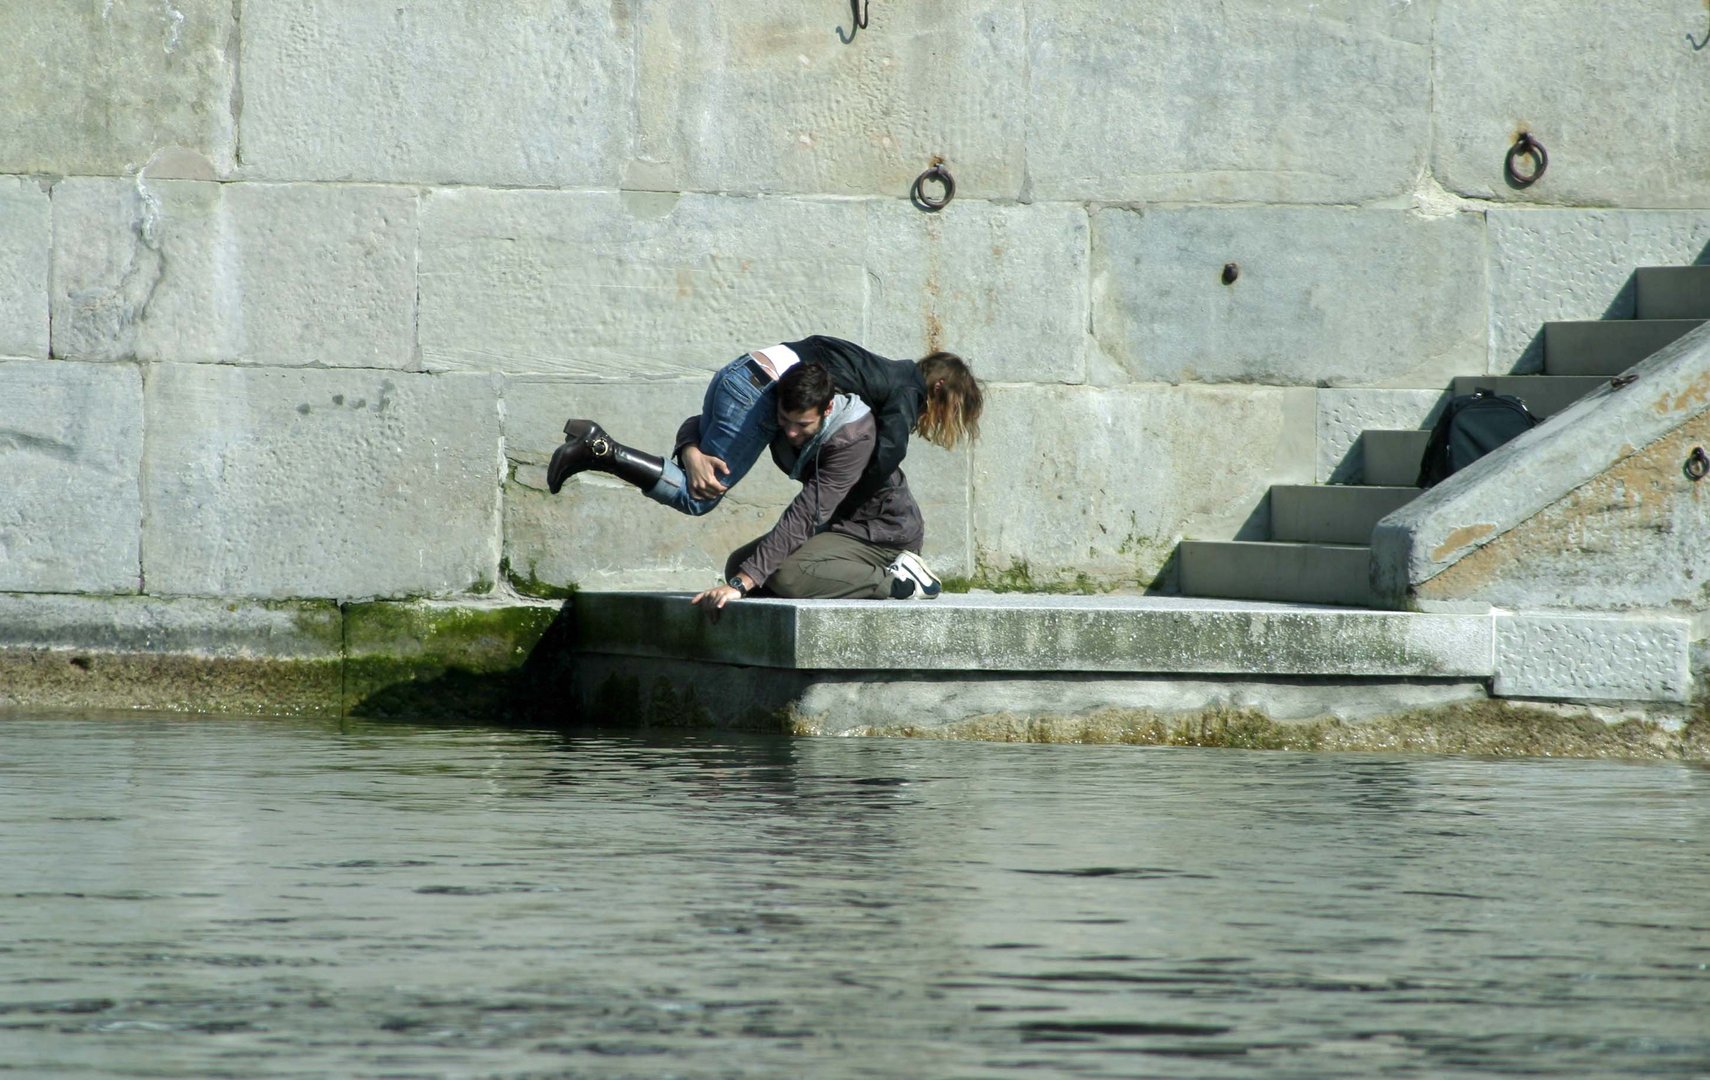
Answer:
[
  {"xmin": 1686, "ymin": 446, "xmax": 1709, "ymax": 482},
  {"xmin": 1505, "ymin": 132, "xmax": 1548, "ymax": 187},
  {"xmin": 911, "ymin": 162, "xmax": 955, "ymax": 212}
]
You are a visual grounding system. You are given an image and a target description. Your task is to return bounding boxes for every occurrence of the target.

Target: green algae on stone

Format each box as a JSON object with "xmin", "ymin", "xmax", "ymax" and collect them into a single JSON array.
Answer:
[
  {"xmin": 342, "ymin": 601, "xmax": 568, "ymax": 720},
  {"xmin": 501, "ymin": 555, "xmax": 578, "ymax": 600}
]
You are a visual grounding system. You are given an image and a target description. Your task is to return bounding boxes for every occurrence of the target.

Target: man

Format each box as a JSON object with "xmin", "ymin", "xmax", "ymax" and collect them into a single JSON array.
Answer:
[{"xmin": 690, "ymin": 361, "xmax": 940, "ymax": 612}]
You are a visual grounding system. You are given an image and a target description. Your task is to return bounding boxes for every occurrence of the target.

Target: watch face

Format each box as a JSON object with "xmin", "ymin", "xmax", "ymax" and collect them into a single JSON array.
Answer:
[{"xmin": 727, "ymin": 578, "xmax": 745, "ymax": 592}]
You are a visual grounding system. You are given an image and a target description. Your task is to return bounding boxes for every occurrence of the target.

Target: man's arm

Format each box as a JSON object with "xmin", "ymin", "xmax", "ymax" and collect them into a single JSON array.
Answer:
[{"xmin": 738, "ymin": 419, "xmax": 874, "ymax": 588}]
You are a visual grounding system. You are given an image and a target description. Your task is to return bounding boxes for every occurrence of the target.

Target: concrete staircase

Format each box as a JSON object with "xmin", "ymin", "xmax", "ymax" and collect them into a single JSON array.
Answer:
[{"xmin": 1178, "ymin": 265, "xmax": 1710, "ymax": 608}]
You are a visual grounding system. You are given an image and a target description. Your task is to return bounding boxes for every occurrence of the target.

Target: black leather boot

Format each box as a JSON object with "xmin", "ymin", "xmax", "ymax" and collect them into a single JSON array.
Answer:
[{"xmin": 547, "ymin": 419, "xmax": 666, "ymax": 495}]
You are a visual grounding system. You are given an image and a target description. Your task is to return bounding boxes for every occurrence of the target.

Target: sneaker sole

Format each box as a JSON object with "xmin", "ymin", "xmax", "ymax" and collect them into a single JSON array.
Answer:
[{"xmin": 893, "ymin": 551, "xmax": 941, "ymax": 599}]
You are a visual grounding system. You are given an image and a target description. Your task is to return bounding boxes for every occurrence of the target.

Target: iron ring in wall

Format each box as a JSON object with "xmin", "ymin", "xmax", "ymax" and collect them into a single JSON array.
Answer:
[
  {"xmin": 1505, "ymin": 132, "xmax": 1548, "ymax": 187},
  {"xmin": 1686, "ymin": 446, "xmax": 1709, "ymax": 482},
  {"xmin": 911, "ymin": 163, "xmax": 955, "ymax": 212}
]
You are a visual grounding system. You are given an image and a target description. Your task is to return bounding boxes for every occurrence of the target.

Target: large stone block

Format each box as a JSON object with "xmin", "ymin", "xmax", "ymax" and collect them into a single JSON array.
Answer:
[
  {"xmin": 864, "ymin": 201, "xmax": 1092, "ymax": 385},
  {"xmin": 142, "ymin": 365, "xmax": 501, "ymax": 600},
  {"xmin": 0, "ymin": 361, "xmax": 143, "ymax": 594},
  {"xmin": 631, "ymin": 1, "xmax": 1026, "ymax": 197},
  {"xmin": 0, "ymin": 0, "xmax": 234, "ymax": 176},
  {"xmin": 239, "ymin": 0, "xmax": 627, "ymax": 186},
  {"xmin": 1317, "ymin": 389, "xmax": 1448, "ymax": 483},
  {"xmin": 1093, "ymin": 208, "xmax": 1487, "ymax": 388},
  {"xmin": 1494, "ymin": 614, "xmax": 1691, "ymax": 704},
  {"xmin": 1027, "ymin": 1, "xmax": 1433, "ymax": 204},
  {"xmin": 1434, "ymin": 1, "xmax": 1710, "ymax": 207},
  {"xmin": 420, "ymin": 190, "xmax": 868, "ymax": 378},
  {"xmin": 0, "ymin": 593, "xmax": 343, "ymax": 716},
  {"xmin": 1488, "ymin": 210, "xmax": 1710, "ymax": 374},
  {"xmin": 501, "ymin": 375, "xmax": 971, "ymax": 592},
  {"xmin": 0, "ymin": 178, "xmax": 50, "ymax": 360},
  {"xmin": 970, "ymin": 384, "xmax": 1316, "ymax": 588},
  {"xmin": 52, "ymin": 179, "xmax": 418, "ymax": 368}
]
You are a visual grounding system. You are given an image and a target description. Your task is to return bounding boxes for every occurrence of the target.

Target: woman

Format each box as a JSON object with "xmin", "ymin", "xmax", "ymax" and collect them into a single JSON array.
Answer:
[{"xmin": 546, "ymin": 335, "xmax": 983, "ymax": 518}]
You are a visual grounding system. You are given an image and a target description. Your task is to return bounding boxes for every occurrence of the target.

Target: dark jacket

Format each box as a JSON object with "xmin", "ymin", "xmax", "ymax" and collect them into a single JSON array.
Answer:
[
  {"xmin": 785, "ymin": 336, "xmax": 928, "ymax": 519},
  {"xmin": 678, "ymin": 404, "xmax": 924, "ymax": 588}
]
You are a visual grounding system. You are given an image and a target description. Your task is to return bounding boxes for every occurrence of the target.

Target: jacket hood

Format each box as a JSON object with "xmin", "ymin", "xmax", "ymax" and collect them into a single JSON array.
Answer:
[{"xmin": 787, "ymin": 393, "xmax": 871, "ymax": 481}]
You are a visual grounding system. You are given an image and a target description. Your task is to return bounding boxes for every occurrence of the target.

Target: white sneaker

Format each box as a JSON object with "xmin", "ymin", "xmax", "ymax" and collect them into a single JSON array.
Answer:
[{"xmin": 883, "ymin": 550, "xmax": 941, "ymax": 600}]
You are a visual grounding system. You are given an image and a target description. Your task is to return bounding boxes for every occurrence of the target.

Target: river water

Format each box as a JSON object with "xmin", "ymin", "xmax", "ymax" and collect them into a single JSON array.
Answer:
[{"xmin": 2, "ymin": 712, "xmax": 1708, "ymax": 1079}]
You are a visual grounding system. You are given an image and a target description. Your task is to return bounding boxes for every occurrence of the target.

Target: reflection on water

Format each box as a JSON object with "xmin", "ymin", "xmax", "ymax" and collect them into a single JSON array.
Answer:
[{"xmin": 2, "ymin": 712, "xmax": 1708, "ymax": 1079}]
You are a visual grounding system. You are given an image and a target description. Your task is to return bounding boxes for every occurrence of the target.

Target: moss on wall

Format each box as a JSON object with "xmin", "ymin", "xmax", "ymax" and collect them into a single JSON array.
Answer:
[{"xmin": 343, "ymin": 601, "xmax": 570, "ymax": 721}]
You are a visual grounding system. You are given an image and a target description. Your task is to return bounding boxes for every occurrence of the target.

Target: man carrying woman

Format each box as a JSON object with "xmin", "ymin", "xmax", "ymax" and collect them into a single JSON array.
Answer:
[{"xmin": 545, "ymin": 336, "xmax": 983, "ymax": 603}]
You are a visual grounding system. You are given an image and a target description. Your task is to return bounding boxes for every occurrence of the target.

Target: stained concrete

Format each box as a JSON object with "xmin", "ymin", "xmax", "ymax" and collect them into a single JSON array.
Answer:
[
  {"xmin": 969, "ymin": 383, "xmax": 1317, "ymax": 589},
  {"xmin": 1026, "ymin": 0, "xmax": 1433, "ymax": 204},
  {"xmin": 238, "ymin": 0, "xmax": 627, "ymax": 186},
  {"xmin": 0, "ymin": 0, "xmax": 236, "ymax": 176},
  {"xmin": 141, "ymin": 365, "xmax": 502, "ymax": 600},
  {"xmin": 52, "ymin": 179, "xmax": 418, "ymax": 367},
  {"xmin": 0, "ymin": 178, "xmax": 49, "ymax": 360},
  {"xmin": 418, "ymin": 190, "xmax": 869, "ymax": 378},
  {"xmin": 0, "ymin": 361, "xmax": 144, "ymax": 594},
  {"xmin": 1093, "ymin": 207, "xmax": 1488, "ymax": 388}
]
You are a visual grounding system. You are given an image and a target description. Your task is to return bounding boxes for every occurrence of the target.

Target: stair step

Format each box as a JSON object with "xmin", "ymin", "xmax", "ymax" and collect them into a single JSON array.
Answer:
[
  {"xmin": 1450, "ymin": 375, "xmax": 1606, "ymax": 418},
  {"xmin": 1361, "ymin": 430, "xmax": 1430, "ymax": 486},
  {"xmin": 1178, "ymin": 540, "xmax": 1377, "ymax": 608},
  {"xmin": 1542, "ymin": 318, "xmax": 1704, "ymax": 375},
  {"xmin": 1636, "ymin": 266, "xmax": 1710, "ymax": 319},
  {"xmin": 1270, "ymin": 485, "xmax": 1420, "ymax": 544}
]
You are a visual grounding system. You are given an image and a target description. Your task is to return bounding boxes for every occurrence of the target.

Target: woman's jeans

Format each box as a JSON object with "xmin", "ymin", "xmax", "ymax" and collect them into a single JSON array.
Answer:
[{"xmin": 646, "ymin": 354, "xmax": 777, "ymax": 516}]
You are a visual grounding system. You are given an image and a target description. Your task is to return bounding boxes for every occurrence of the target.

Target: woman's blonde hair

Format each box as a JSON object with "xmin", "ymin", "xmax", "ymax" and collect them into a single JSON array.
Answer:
[{"xmin": 915, "ymin": 352, "xmax": 983, "ymax": 450}]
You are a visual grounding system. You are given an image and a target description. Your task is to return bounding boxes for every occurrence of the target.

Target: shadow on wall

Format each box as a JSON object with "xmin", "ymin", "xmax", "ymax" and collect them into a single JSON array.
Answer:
[
  {"xmin": 346, "ymin": 602, "xmax": 581, "ymax": 725},
  {"xmin": 1511, "ymin": 238, "xmax": 1710, "ymax": 374}
]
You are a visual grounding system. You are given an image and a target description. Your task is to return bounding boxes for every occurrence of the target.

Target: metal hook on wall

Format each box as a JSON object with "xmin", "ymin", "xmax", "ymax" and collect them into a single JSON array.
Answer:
[{"xmin": 837, "ymin": 0, "xmax": 870, "ymax": 44}]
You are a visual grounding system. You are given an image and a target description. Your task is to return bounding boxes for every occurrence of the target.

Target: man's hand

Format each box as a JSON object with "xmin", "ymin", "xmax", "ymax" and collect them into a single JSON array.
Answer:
[
  {"xmin": 682, "ymin": 444, "xmax": 730, "ymax": 500},
  {"xmin": 691, "ymin": 573, "xmax": 753, "ymax": 623}
]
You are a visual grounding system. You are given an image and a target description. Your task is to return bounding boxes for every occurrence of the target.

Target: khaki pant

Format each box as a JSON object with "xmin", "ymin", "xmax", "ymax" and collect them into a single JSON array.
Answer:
[{"xmin": 725, "ymin": 531, "xmax": 903, "ymax": 600}]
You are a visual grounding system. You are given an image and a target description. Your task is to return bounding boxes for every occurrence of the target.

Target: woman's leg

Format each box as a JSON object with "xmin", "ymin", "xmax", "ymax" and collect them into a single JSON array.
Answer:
[{"xmin": 647, "ymin": 355, "xmax": 778, "ymax": 516}]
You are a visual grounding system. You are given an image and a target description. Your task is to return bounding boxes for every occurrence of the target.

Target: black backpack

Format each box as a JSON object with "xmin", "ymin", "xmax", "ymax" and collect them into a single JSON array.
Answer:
[{"xmin": 1415, "ymin": 388, "xmax": 1539, "ymax": 489}]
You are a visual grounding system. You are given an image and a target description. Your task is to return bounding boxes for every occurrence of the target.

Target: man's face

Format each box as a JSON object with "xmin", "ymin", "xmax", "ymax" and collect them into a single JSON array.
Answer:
[{"xmin": 778, "ymin": 402, "xmax": 831, "ymax": 448}]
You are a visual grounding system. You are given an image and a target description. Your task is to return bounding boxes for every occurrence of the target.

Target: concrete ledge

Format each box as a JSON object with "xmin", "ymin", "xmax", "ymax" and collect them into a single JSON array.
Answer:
[
  {"xmin": 574, "ymin": 592, "xmax": 1495, "ymax": 677},
  {"xmin": 0, "ymin": 593, "xmax": 569, "ymax": 720}
]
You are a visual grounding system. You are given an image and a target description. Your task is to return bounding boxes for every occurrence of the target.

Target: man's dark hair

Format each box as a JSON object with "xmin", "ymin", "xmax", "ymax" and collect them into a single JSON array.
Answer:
[{"xmin": 776, "ymin": 361, "xmax": 835, "ymax": 413}]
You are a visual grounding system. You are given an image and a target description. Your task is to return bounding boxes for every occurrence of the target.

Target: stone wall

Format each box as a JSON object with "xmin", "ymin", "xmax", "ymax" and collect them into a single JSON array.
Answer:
[{"xmin": 4, "ymin": 0, "xmax": 1710, "ymax": 602}]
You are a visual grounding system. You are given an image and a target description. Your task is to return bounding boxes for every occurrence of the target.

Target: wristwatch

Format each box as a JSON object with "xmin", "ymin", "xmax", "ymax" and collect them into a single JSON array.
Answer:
[{"xmin": 726, "ymin": 576, "xmax": 749, "ymax": 595}]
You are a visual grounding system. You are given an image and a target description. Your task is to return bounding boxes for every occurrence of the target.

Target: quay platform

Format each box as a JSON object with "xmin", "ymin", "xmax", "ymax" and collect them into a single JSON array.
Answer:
[{"xmin": 571, "ymin": 591, "xmax": 1703, "ymax": 758}]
